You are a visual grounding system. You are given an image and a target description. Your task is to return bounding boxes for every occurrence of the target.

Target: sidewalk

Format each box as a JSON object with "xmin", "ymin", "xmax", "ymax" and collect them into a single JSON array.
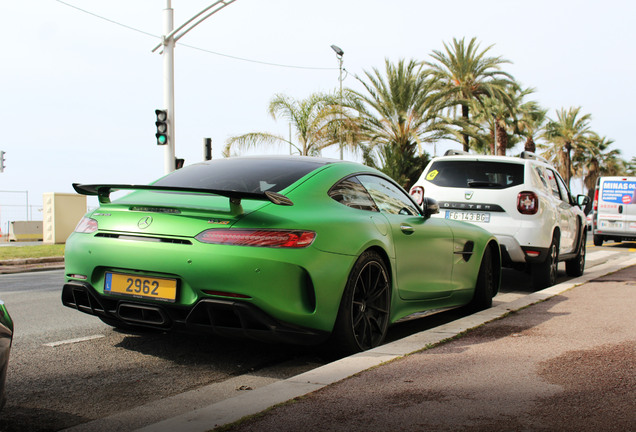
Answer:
[{"xmin": 137, "ymin": 259, "xmax": 636, "ymax": 432}]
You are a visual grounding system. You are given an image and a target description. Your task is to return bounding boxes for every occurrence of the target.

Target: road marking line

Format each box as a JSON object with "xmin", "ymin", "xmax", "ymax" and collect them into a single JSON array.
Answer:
[{"xmin": 44, "ymin": 334, "xmax": 105, "ymax": 347}]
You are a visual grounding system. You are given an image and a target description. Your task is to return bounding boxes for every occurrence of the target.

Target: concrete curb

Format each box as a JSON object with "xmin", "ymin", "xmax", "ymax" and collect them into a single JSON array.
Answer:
[
  {"xmin": 0, "ymin": 257, "xmax": 64, "ymax": 274},
  {"xmin": 132, "ymin": 256, "xmax": 636, "ymax": 432}
]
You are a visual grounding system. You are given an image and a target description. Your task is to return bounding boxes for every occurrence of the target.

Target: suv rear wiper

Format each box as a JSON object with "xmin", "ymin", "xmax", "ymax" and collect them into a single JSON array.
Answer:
[{"xmin": 467, "ymin": 181, "xmax": 504, "ymax": 188}]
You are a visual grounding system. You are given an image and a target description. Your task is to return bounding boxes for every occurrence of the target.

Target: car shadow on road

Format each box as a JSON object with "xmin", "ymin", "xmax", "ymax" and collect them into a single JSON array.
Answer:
[
  {"xmin": 112, "ymin": 328, "xmax": 343, "ymax": 376},
  {"xmin": 0, "ymin": 405, "xmax": 88, "ymax": 432}
]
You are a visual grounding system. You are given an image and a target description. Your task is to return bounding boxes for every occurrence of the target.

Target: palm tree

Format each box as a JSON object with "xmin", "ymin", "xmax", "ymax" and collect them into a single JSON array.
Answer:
[
  {"xmin": 464, "ymin": 85, "xmax": 534, "ymax": 156},
  {"xmin": 576, "ymin": 134, "xmax": 619, "ymax": 189},
  {"xmin": 224, "ymin": 92, "xmax": 339, "ymax": 157},
  {"xmin": 541, "ymin": 106, "xmax": 593, "ymax": 187},
  {"xmin": 570, "ymin": 134, "xmax": 621, "ymax": 212},
  {"xmin": 344, "ymin": 58, "xmax": 441, "ymax": 187},
  {"xmin": 516, "ymin": 100, "xmax": 547, "ymax": 153},
  {"xmin": 425, "ymin": 37, "xmax": 516, "ymax": 152}
]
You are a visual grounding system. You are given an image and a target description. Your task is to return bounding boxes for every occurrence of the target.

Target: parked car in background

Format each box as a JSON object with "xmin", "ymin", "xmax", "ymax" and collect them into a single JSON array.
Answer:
[
  {"xmin": 62, "ymin": 156, "xmax": 500, "ymax": 353},
  {"xmin": 410, "ymin": 151, "xmax": 589, "ymax": 289},
  {"xmin": 0, "ymin": 300, "xmax": 13, "ymax": 411},
  {"xmin": 592, "ymin": 176, "xmax": 636, "ymax": 246}
]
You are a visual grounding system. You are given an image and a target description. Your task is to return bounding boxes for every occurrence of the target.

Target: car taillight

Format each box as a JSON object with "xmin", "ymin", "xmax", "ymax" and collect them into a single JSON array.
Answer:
[
  {"xmin": 517, "ymin": 191, "xmax": 538, "ymax": 215},
  {"xmin": 74, "ymin": 217, "xmax": 98, "ymax": 233},
  {"xmin": 410, "ymin": 186, "xmax": 424, "ymax": 206},
  {"xmin": 195, "ymin": 229, "xmax": 316, "ymax": 248},
  {"xmin": 593, "ymin": 188, "xmax": 599, "ymax": 211}
]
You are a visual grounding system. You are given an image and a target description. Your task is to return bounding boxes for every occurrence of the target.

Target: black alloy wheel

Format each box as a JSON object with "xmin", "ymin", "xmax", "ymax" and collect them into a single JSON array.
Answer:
[{"xmin": 333, "ymin": 250, "xmax": 391, "ymax": 353}]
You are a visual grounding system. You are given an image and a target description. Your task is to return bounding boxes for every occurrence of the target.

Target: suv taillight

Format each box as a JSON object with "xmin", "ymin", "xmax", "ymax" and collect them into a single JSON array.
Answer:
[
  {"xmin": 517, "ymin": 191, "xmax": 538, "ymax": 215},
  {"xmin": 410, "ymin": 186, "xmax": 424, "ymax": 206}
]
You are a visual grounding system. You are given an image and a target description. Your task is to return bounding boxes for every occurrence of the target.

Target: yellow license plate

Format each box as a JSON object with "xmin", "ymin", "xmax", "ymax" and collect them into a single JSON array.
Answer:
[{"xmin": 104, "ymin": 272, "xmax": 177, "ymax": 302}]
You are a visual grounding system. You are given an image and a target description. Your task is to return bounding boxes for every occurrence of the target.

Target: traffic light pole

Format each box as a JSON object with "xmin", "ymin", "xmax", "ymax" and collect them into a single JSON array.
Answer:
[
  {"xmin": 162, "ymin": 0, "xmax": 175, "ymax": 174},
  {"xmin": 154, "ymin": 0, "xmax": 238, "ymax": 175}
]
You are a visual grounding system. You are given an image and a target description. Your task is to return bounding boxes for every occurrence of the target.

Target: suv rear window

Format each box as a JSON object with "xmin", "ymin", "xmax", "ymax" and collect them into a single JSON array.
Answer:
[{"xmin": 425, "ymin": 160, "xmax": 524, "ymax": 189}]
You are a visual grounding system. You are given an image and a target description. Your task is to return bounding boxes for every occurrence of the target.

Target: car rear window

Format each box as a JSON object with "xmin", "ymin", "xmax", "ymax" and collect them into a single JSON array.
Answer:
[
  {"xmin": 153, "ymin": 157, "xmax": 329, "ymax": 193},
  {"xmin": 425, "ymin": 160, "xmax": 524, "ymax": 189}
]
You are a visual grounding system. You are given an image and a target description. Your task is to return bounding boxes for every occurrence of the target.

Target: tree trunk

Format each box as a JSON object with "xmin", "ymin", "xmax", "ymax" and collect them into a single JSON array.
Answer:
[
  {"xmin": 461, "ymin": 104, "xmax": 470, "ymax": 152},
  {"xmin": 524, "ymin": 137, "xmax": 536, "ymax": 153},
  {"xmin": 496, "ymin": 123, "xmax": 507, "ymax": 156},
  {"xmin": 564, "ymin": 142, "xmax": 572, "ymax": 187}
]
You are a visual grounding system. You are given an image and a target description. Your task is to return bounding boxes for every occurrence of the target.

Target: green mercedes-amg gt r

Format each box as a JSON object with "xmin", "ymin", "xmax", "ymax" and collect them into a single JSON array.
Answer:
[{"xmin": 62, "ymin": 156, "xmax": 500, "ymax": 352}]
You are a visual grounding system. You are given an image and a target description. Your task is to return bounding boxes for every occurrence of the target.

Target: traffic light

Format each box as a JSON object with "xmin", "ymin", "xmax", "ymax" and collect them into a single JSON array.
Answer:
[
  {"xmin": 0, "ymin": 151, "xmax": 5, "ymax": 173},
  {"xmin": 155, "ymin": 109, "xmax": 168, "ymax": 145},
  {"xmin": 175, "ymin": 157, "xmax": 185, "ymax": 169}
]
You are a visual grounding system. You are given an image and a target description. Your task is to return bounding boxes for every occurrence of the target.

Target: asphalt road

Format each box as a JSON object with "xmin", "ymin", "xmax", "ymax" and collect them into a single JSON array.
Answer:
[{"xmin": 0, "ymin": 240, "xmax": 633, "ymax": 431}]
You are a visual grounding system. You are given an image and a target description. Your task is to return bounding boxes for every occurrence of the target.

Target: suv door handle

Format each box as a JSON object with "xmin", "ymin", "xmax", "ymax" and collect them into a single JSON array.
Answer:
[{"xmin": 400, "ymin": 224, "xmax": 415, "ymax": 234}]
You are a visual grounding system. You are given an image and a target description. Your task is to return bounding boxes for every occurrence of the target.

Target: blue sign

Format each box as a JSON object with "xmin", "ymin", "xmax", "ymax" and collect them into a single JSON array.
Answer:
[{"xmin": 601, "ymin": 180, "xmax": 636, "ymax": 204}]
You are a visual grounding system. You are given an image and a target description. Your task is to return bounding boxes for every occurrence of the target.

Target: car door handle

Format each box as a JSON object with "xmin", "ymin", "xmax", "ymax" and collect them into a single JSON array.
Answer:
[{"xmin": 400, "ymin": 224, "xmax": 415, "ymax": 234}]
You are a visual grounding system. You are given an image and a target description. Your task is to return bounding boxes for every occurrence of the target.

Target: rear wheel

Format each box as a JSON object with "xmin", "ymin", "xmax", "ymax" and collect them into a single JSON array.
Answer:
[
  {"xmin": 566, "ymin": 231, "xmax": 586, "ymax": 277},
  {"xmin": 332, "ymin": 250, "xmax": 391, "ymax": 353},
  {"xmin": 532, "ymin": 234, "xmax": 559, "ymax": 289},
  {"xmin": 593, "ymin": 235, "xmax": 603, "ymax": 246}
]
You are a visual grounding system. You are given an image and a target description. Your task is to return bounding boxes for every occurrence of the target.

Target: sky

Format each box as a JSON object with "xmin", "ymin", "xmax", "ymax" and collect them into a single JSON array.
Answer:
[{"xmin": 1, "ymin": 0, "xmax": 635, "ymax": 229}]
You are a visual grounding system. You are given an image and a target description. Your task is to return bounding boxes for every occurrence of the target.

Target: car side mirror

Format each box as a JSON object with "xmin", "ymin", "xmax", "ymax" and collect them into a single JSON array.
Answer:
[
  {"xmin": 576, "ymin": 194, "xmax": 590, "ymax": 208},
  {"xmin": 422, "ymin": 197, "xmax": 439, "ymax": 218}
]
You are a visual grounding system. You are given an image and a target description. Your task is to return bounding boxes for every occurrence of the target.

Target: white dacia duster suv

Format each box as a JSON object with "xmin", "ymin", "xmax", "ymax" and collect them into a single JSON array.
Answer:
[{"xmin": 409, "ymin": 151, "xmax": 589, "ymax": 289}]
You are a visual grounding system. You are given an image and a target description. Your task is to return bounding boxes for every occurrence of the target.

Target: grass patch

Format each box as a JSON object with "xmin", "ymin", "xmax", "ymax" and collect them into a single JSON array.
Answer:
[{"xmin": 0, "ymin": 244, "xmax": 65, "ymax": 260}]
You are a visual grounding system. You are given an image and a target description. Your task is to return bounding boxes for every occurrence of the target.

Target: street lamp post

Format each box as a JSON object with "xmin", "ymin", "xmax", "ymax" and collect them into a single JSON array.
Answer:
[{"xmin": 331, "ymin": 44, "xmax": 344, "ymax": 160}]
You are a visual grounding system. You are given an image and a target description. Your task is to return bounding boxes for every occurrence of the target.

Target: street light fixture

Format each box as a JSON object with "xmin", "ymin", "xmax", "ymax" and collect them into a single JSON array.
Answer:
[{"xmin": 331, "ymin": 45, "xmax": 344, "ymax": 160}]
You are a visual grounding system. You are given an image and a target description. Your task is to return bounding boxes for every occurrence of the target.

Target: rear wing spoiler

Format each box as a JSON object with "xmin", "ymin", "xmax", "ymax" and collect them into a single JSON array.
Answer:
[{"xmin": 72, "ymin": 183, "xmax": 293, "ymax": 216}]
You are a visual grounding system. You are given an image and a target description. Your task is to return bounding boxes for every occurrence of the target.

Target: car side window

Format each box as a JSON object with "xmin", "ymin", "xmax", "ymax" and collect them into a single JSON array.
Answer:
[
  {"xmin": 357, "ymin": 175, "xmax": 420, "ymax": 216},
  {"xmin": 554, "ymin": 172, "xmax": 573, "ymax": 204},
  {"xmin": 545, "ymin": 169, "xmax": 561, "ymax": 200},
  {"xmin": 328, "ymin": 176, "xmax": 379, "ymax": 212},
  {"xmin": 534, "ymin": 165, "xmax": 549, "ymax": 190}
]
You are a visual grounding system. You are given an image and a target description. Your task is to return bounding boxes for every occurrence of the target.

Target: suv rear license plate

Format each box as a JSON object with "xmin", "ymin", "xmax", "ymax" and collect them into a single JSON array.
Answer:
[
  {"xmin": 445, "ymin": 211, "xmax": 491, "ymax": 223},
  {"xmin": 105, "ymin": 272, "xmax": 177, "ymax": 302}
]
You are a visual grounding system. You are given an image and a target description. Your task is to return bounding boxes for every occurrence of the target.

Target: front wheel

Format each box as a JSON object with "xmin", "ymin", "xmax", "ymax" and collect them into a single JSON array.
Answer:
[
  {"xmin": 332, "ymin": 250, "xmax": 391, "ymax": 353},
  {"xmin": 532, "ymin": 235, "xmax": 559, "ymax": 289}
]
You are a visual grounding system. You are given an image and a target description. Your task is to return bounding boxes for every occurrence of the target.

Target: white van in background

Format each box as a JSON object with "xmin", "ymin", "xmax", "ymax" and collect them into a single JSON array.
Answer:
[{"xmin": 592, "ymin": 176, "xmax": 636, "ymax": 246}]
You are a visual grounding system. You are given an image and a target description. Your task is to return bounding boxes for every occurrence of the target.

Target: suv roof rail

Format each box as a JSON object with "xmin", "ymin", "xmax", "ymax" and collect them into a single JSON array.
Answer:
[
  {"xmin": 444, "ymin": 149, "xmax": 470, "ymax": 156},
  {"xmin": 519, "ymin": 151, "xmax": 548, "ymax": 163}
]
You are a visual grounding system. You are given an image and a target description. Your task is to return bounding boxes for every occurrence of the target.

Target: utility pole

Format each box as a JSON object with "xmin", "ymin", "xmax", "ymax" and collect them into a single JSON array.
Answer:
[{"xmin": 153, "ymin": 0, "xmax": 238, "ymax": 174}]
